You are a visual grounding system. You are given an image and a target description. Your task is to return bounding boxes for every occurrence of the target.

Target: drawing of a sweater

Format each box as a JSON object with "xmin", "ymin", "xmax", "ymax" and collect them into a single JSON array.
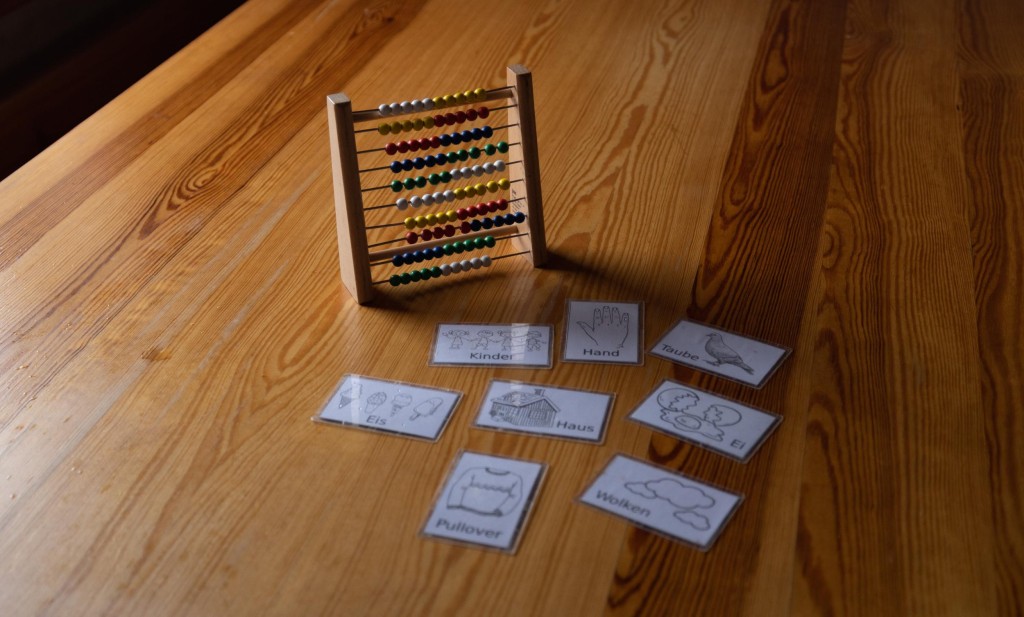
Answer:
[{"xmin": 446, "ymin": 467, "xmax": 523, "ymax": 516}]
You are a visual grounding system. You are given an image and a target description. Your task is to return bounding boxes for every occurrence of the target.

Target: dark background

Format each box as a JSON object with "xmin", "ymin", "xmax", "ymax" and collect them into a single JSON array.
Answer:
[{"xmin": 0, "ymin": 0, "xmax": 246, "ymax": 181}]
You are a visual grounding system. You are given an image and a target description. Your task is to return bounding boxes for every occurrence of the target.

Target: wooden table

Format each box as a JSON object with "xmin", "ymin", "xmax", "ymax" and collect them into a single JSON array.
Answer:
[{"xmin": 1, "ymin": 0, "xmax": 1020, "ymax": 614}]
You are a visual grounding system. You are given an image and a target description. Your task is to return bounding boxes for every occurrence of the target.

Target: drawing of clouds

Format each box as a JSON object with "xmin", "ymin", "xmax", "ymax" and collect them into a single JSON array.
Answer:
[
  {"xmin": 674, "ymin": 510, "xmax": 710, "ymax": 531},
  {"xmin": 624, "ymin": 478, "xmax": 715, "ymax": 510}
]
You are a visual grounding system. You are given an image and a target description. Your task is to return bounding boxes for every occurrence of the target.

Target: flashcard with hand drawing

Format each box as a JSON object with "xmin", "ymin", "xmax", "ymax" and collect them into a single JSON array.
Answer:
[
  {"xmin": 562, "ymin": 300, "xmax": 643, "ymax": 365},
  {"xmin": 628, "ymin": 380, "xmax": 781, "ymax": 462}
]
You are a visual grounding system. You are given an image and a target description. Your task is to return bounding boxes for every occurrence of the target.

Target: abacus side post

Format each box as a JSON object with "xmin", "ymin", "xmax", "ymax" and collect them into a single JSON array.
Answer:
[
  {"xmin": 506, "ymin": 65, "xmax": 548, "ymax": 266},
  {"xmin": 327, "ymin": 93, "xmax": 374, "ymax": 304}
]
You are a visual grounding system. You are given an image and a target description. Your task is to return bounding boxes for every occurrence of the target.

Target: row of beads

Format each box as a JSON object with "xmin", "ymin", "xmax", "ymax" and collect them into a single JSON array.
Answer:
[
  {"xmin": 390, "ymin": 161, "xmax": 506, "ymax": 192},
  {"xmin": 377, "ymin": 88, "xmax": 487, "ymax": 117},
  {"xmin": 384, "ymin": 126, "xmax": 493, "ymax": 155},
  {"xmin": 390, "ymin": 235, "xmax": 496, "ymax": 266},
  {"xmin": 388, "ymin": 142, "xmax": 509, "ymax": 173},
  {"xmin": 403, "ymin": 199, "xmax": 509, "ymax": 230},
  {"xmin": 389, "ymin": 257, "xmax": 493, "ymax": 286},
  {"xmin": 403, "ymin": 212, "xmax": 526, "ymax": 244},
  {"xmin": 394, "ymin": 178, "xmax": 510, "ymax": 210},
  {"xmin": 378, "ymin": 107, "xmax": 489, "ymax": 136}
]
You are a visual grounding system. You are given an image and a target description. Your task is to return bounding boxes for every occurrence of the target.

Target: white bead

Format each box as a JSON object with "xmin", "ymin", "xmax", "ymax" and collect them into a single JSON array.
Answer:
[
  {"xmin": 400, "ymin": 101, "xmax": 414, "ymax": 113},
  {"xmin": 389, "ymin": 102, "xmax": 402, "ymax": 115},
  {"xmin": 421, "ymin": 97, "xmax": 434, "ymax": 110},
  {"xmin": 433, "ymin": 192, "xmax": 445, "ymax": 203},
  {"xmin": 443, "ymin": 190, "xmax": 456, "ymax": 202},
  {"xmin": 472, "ymin": 165, "xmax": 484, "ymax": 176},
  {"xmin": 481, "ymin": 255, "xmax": 492, "ymax": 267},
  {"xmin": 422, "ymin": 193, "xmax": 434, "ymax": 205},
  {"xmin": 450, "ymin": 168, "xmax": 462, "ymax": 180},
  {"xmin": 411, "ymin": 99, "xmax": 424, "ymax": 112},
  {"xmin": 470, "ymin": 257, "xmax": 482, "ymax": 269},
  {"xmin": 483, "ymin": 162, "xmax": 494, "ymax": 173},
  {"xmin": 378, "ymin": 104, "xmax": 390, "ymax": 116},
  {"xmin": 450, "ymin": 261, "xmax": 463, "ymax": 273},
  {"xmin": 440, "ymin": 264, "xmax": 452, "ymax": 276},
  {"xmin": 410, "ymin": 196, "xmax": 422, "ymax": 208},
  {"xmin": 396, "ymin": 198, "xmax": 409, "ymax": 210},
  {"xmin": 461, "ymin": 167, "xmax": 472, "ymax": 177},
  {"xmin": 494, "ymin": 160, "xmax": 506, "ymax": 172}
]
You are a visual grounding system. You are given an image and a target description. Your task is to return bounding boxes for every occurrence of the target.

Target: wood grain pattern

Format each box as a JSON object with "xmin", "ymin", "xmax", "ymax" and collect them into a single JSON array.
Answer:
[{"xmin": 0, "ymin": 0, "xmax": 1021, "ymax": 614}]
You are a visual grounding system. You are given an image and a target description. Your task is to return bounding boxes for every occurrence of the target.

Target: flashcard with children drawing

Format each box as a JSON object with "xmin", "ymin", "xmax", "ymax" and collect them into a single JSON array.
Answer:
[
  {"xmin": 628, "ymin": 380, "xmax": 781, "ymax": 462},
  {"xmin": 431, "ymin": 323, "xmax": 553, "ymax": 368}
]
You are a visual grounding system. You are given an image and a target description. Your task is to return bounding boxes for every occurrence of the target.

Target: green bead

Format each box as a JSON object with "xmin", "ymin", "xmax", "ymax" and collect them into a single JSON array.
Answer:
[
  {"xmin": 429, "ymin": 173, "xmax": 441, "ymax": 185},
  {"xmin": 430, "ymin": 266, "xmax": 442, "ymax": 277},
  {"xmin": 457, "ymin": 149, "xmax": 469, "ymax": 161},
  {"xmin": 497, "ymin": 141, "xmax": 509, "ymax": 153},
  {"xmin": 420, "ymin": 268, "xmax": 432, "ymax": 279},
  {"xmin": 443, "ymin": 243, "xmax": 454, "ymax": 255},
  {"xmin": 391, "ymin": 180, "xmax": 403, "ymax": 192},
  {"xmin": 447, "ymin": 152, "xmax": 459, "ymax": 163},
  {"xmin": 401, "ymin": 272, "xmax": 412, "ymax": 284},
  {"xmin": 484, "ymin": 235, "xmax": 496, "ymax": 248},
  {"xmin": 474, "ymin": 237, "xmax": 485, "ymax": 249},
  {"xmin": 403, "ymin": 178, "xmax": 416, "ymax": 190},
  {"xmin": 484, "ymin": 143, "xmax": 496, "ymax": 155},
  {"xmin": 469, "ymin": 147, "xmax": 481, "ymax": 159},
  {"xmin": 440, "ymin": 171, "xmax": 452, "ymax": 182},
  {"xmin": 416, "ymin": 176, "xmax": 427, "ymax": 188},
  {"xmin": 389, "ymin": 274, "xmax": 402, "ymax": 287},
  {"xmin": 453, "ymin": 241, "xmax": 465, "ymax": 253},
  {"xmin": 410, "ymin": 270, "xmax": 422, "ymax": 282}
]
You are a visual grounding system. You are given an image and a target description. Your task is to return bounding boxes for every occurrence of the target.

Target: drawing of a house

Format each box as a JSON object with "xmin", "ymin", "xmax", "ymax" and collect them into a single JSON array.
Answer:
[{"xmin": 489, "ymin": 388, "xmax": 560, "ymax": 427}]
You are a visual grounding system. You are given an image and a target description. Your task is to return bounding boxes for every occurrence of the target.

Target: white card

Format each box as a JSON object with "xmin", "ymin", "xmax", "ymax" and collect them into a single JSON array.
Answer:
[
  {"xmin": 563, "ymin": 300, "xmax": 644, "ymax": 365},
  {"xmin": 430, "ymin": 323, "xmax": 553, "ymax": 368},
  {"xmin": 579, "ymin": 455, "xmax": 742, "ymax": 550},
  {"xmin": 628, "ymin": 380, "xmax": 781, "ymax": 462},
  {"xmin": 472, "ymin": 380, "xmax": 614, "ymax": 443},
  {"xmin": 316, "ymin": 374, "xmax": 460, "ymax": 441},
  {"xmin": 649, "ymin": 319, "xmax": 789, "ymax": 388},
  {"xmin": 422, "ymin": 451, "xmax": 546, "ymax": 553}
]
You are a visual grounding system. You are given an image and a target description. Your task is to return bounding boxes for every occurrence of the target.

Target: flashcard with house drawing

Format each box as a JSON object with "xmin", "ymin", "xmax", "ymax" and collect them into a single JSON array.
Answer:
[{"xmin": 472, "ymin": 380, "xmax": 615, "ymax": 443}]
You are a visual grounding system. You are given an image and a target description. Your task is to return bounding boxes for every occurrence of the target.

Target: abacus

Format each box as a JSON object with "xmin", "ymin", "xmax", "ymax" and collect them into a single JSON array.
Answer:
[{"xmin": 326, "ymin": 65, "xmax": 547, "ymax": 305}]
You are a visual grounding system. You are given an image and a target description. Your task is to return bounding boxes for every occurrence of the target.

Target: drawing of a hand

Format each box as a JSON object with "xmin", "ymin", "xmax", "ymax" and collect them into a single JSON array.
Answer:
[{"xmin": 577, "ymin": 306, "xmax": 630, "ymax": 349}]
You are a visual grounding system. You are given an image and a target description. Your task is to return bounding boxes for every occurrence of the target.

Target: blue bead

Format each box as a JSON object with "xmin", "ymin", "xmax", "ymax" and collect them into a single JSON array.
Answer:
[
  {"xmin": 493, "ymin": 216, "xmax": 504, "ymax": 227},
  {"xmin": 413, "ymin": 157, "xmax": 425, "ymax": 169},
  {"xmin": 402, "ymin": 159, "xmax": 414, "ymax": 171},
  {"xmin": 390, "ymin": 161, "xmax": 402, "ymax": 173},
  {"xmin": 514, "ymin": 212, "xmax": 526, "ymax": 223},
  {"xmin": 450, "ymin": 132, "xmax": 462, "ymax": 144},
  {"xmin": 481, "ymin": 217, "xmax": 493, "ymax": 229},
  {"xmin": 439, "ymin": 134, "xmax": 452, "ymax": 146},
  {"xmin": 471, "ymin": 128, "xmax": 483, "ymax": 139},
  {"xmin": 482, "ymin": 125, "xmax": 493, "ymax": 138},
  {"xmin": 470, "ymin": 219, "xmax": 482, "ymax": 231},
  {"xmin": 461, "ymin": 130, "xmax": 472, "ymax": 141},
  {"xmin": 432, "ymin": 246, "xmax": 444, "ymax": 258},
  {"xmin": 413, "ymin": 250, "xmax": 425, "ymax": 263},
  {"xmin": 392, "ymin": 255, "xmax": 403, "ymax": 267},
  {"xmin": 404, "ymin": 253, "xmax": 415, "ymax": 265}
]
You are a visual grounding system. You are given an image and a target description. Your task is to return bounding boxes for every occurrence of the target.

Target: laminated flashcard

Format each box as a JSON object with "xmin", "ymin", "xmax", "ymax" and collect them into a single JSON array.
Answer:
[
  {"xmin": 422, "ymin": 451, "xmax": 546, "ymax": 553},
  {"xmin": 562, "ymin": 300, "xmax": 644, "ymax": 365},
  {"xmin": 649, "ymin": 318, "xmax": 789, "ymax": 388},
  {"xmin": 472, "ymin": 380, "xmax": 614, "ymax": 444},
  {"xmin": 315, "ymin": 374, "xmax": 460, "ymax": 441},
  {"xmin": 628, "ymin": 380, "xmax": 781, "ymax": 462},
  {"xmin": 579, "ymin": 455, "xmax": 742, "ymax": 551},
  {"xmin": 430, "ymin": 323, "xmax": 553, "ymax": 368}
]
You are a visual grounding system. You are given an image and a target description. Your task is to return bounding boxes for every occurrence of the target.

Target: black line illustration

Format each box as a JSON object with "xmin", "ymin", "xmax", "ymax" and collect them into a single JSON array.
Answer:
[
  {"xmin": 656, "ymin": 388, "xmax": 743, "ymax": 442},
  {"xmin": 472, "ymin": 330, "xmax": 500, "ymax": 350},
  {"xmin": 577, "ymin": 305, "xmax": 630, "ymax": 349},
  {"xmin": 337, "ymin": 381, "xmax": 362, "ymax": 408},
  {"xmin": 446, "ymin": 467, "xmax": 523, "ymax": 516},
  {"xmin": 443, "ymin": 329, "xmax": 470, "ymax": 349},
  {"xmin": 361, "ymin": 391, "xmax": 387, "ymax": 414},
  {"xmin": 489, "ymin": 387, "xmax": 560, "ymax": 427},
  {"xmin": 704, "ymin": 333, "xmax": 754, "ymax": 374},
  {"xmin": 625, "ymin": 478, "xmax": 715, "ymax": 531},
  {"xmin": 390, "ymin": 393, "xmax": 412, "ymax": 417},
  {"xmin": 525, "ymin": 330, "xmax": 544, "ymax": 352},
  {"xmin": 410, "ymin": 397, "xmax": 443, "ymax": 421}
]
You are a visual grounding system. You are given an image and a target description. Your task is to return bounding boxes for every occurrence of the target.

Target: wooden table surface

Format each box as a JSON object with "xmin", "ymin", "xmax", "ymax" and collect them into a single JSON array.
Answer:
[{"xmin": 1, "ymin": 0, "xmax": 1021, "ymax": 614}]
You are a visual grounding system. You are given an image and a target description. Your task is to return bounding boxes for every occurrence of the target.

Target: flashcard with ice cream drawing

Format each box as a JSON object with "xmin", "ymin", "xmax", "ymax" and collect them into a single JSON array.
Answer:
[
  {"xmin": 579, "ymin": 455, "xmax": 742, "ymax": 551},
  {"xmin": 563, "ymin": 300, "xmax": 644, "ymax": 365},
  {"xmin": 422, "ymin": 451, "xmax": 546, "ymax": 553},
  {"xmin": 430, "ymin": 323, "xmax": 553, "ymax": 368},
  {"xmin": 628, "ymin": 380, "xmax": 781, "ymax": 462},
  {"xmin": 472, "ymin": 380, "xmax": 615, "ymax": 444},
  {"xmin": 649, "ymin": 318, "xmax": 790, "ymax": 388},
  {"xmin": 315, "ymin": 374, "xmax": 460, "ymax": 442}
]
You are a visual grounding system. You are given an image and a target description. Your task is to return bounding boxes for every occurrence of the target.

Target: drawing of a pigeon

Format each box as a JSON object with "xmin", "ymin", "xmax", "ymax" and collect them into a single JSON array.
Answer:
[{"xmin": 704, "ymin": 333, "xmax": 754, "ymax": 374}]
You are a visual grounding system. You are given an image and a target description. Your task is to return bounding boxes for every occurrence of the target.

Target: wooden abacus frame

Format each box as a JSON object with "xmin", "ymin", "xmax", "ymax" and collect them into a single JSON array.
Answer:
[{"xmin": 326, "ymin": 65, "xmax": 547, "ymax": 305}]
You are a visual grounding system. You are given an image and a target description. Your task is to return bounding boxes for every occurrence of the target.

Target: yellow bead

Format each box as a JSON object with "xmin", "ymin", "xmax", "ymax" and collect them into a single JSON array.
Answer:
[
  {"xmin": 378, "ymin": 123, "xmax": 391, "ymax": 135},
  {"xmin": 447, "ymin": 209, "xmax": 457, "ymax": 221},
  {"xmin": 402, "ymin": 120, "xmax": 414, "ymax": 131},
  {"xmin": 442, "ymin": 94, "xmax": 455, "ymax": 106},
  {"xmin": 498, "ymin": 178, "xmax": 510, "ymax": 189},
  {"xmin": 436, "ymin": 212, "xmax": 448, "ymax": 223},
  {"xmin": 415, "ymin": 216, "xmax": 427, "ymax": 228},
  {"xmin": 425, "ymin": 213, "xmax": 437, "ymax": 225},
  {"xmin": 475, "ymin": 183, "xmax": 486, "ymax": 195},
  {"xmin": 454, "ymin": 188, "xmax": 466, "ymax": 199},
  {"xmin": 474, "ymin": 87, "xmax": 486, "ymax": 100},
  {"xmin": 424, "ymin": 116, "xmax": 435, "ymax": 129},
  {"xmin": 455, "ymin": 92, "xmax": 467, "ymax": 104},
  {"xmin": 404, "ymin": 217, "xmax": 415, "ymax": 230},
  {"xmin": 432, "ymin": 96, "xmax": 444, "ymax": 108},
  {"xmin": 486, "ymin": 180, "xmax": 498, "ymax": 192},
  {"xmin": 463, "ymin": 90, "xmax": 473, "ymax": 102},
  {"xmin": 413, "ymin": 118, "xmax": 424, "ymax": 130},
  {"xmin": 391, "ymin": 121, "xmax": 402, "ymax": 133}
]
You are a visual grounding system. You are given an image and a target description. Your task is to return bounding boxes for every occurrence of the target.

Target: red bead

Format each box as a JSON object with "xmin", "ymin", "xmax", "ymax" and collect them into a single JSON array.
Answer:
[
  {"xmin": 397, "ymin": 141, "xmax": 410, "ymax": 153},
  {"xmin": 445, "ymin": 112, "xmax": 457, "ymax": 125},
  {"xmin": 456, "ymin": 208, "xmax": 468, "ymax": 220},
  {"xmin": 430, "ymin": 136, "xmax": 441, "ymax": 148},
  {"xmin": 444, "ymin": 225, "xmax": 456, "ymax": 237},
  {"xmin": 433, "ymin": 114, "xmax": 445, "ymax": 126},
  {"xmin": 487, "ymin": 200, "xmax": 498, "ymax": 212},
  {"xmin": 467, "ymin": 205, "xmax": 479, "ymax": 217},
  {"xmin": 422, "ymin": 228, "xmax": 434, "ymax": 241},
  {"xmin": 478, "ymin": 107, "xmax": 490, "ymax": 119},
  {"xmin": 385, "ymin": 142, "xmax": 398, "ymax": 155},
  {"xmin": 455, "ymin": 111, "xmax": 467, "ymax": 123},
  {"xmin": 408, "ymin": 140, "xmax": 419, "ymax": 152},
  {"xmin": 433, "ymin": 226, "xmax": 444, "ymax": 237},
  {"xmin": 405, "ymin": 231, "xmax": 418, "ymax": 244},
  {"xmin": 460, "ymin": 221, "xmax": 472, "ymax": 233},
  {"xmin": 466, "ymin": 108, "xmax": 478, "ymax": 121},
  {"xmin": 418, "ymin": 138, "xmax": 431, "ymax": 149},
  {"xmin": 497, "ymin": 198, "xmax": 508, "ymax": 210}
]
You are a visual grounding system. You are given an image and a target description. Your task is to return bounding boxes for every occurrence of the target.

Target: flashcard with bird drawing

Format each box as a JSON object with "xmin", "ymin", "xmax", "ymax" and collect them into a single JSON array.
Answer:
[
  {"xmin": 563, "ymin": 300, "xmax": 644, "ymax": 365},
  {"xmin": 649, "ymin": 319, "xmax": 789, "ymax": 388},
  {"xmin": 628, "ymin": 380, "xmax": 781, "ymax": 462}
]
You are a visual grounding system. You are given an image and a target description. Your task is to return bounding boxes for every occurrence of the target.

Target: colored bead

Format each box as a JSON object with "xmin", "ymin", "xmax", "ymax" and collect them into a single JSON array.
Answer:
[
  {"xmin": 470, "ymin": 220, "xmax": 482, "ymax": 231},
  {"xmin": 455, "ymin": 111, "xmax": 467, "ymax": 123},
  {"xmin": 453, "ymin": 241, "xmax": 464, "ymax": 253},
  {"xmin": 453, "ymin": 92, "xmax": 465, "ymax": 104},
  {"xmin": 493, "ymin": 215, "xmax": 504, "ymax": 227},
  {"xmin": 454, "ymin": 188, "xmax": 466, "ymax": 199},
  {"xmin": 482, "ymin": 163, "xmax": 494, "ymax": 173},
  {"xmin": 498, "ymin": 178, "xmax": 511, "ymax": 189},
  {"xmin": 484, "ymin": 143, "xmax": 496, "ymax": 155},
  {"xmin": 401, "ymin": 120, "xmax": 414, "ymax": 131},
  {"xmin": 466, "ymin": 108, "xmax": 478, "ymax": 121},
  {"xmin": 440, "ymin": 264, "xmax": 452, "ymax": 276},
  {"xmin": 404, "ymin": 217, "xmax": 416, "ymax": 229},
  {"xmin": 389, "ymin": 161, "xmax": 402, "ymax": 173},
  {"xmin": 412, "ymin": 100, "xmax": 424, "ymax": 112},
  {"xmin": 473, "ymin": 237, "xmax": 485, "ymax": 249},
  {"xmin": 443, "ymin": 112, "xmax": 455, "ymax": 126},
  {"xmin": 398, "ymin": 101, "xmax": 412, "ymax": 114},
  {"xmin": 440, "ymin": 171, "xmax": 452, "ymax": 182},
  {"xmin": 442, "ymin": 243, "xmax": 454, "ymax": 256},
  {"xmin": 462, "ymin": 130, "xmax": 473, "ymax": 140},
  {"xmin": 482, "ymin": 217, "xmax": 494, "ymax": 229},
  {"xmin": 450, "ymin": 132, "xmax": 463, "ymax": 144},
  {"xmin": 431, "ymin": 136, "xmax": 442, "ymax": 148},
  {"xmin": 378, "ymin": 124, "xmax": 391, "ymax": 135},
  {"xmin": 421, "ymin": 229, "xmax": 433, "ymax": 241},
  {"xmin": 391, "ymin": 121, "xmax": 403, "ymax": 133},
  {"xmin": 479, "ymin": 107, "xmax": 490, "ymax": 119},
  {"xmin": 458, "ymin": 149, "xmax": 469, "ymax": 161},
  {"xmin": 407, "ymin": 140, "xmax": 420, "ymax": 152},
  {"xmin": 486, "ymin": 180, "xmax": 498, "ymax": 192},
  {"xmin": 497, "ymin": 141, "xmax": 508, "ymax": 153},
  {"xmin": 432, "ymin": 247, "xmax": 445, "ymax": 258},
  {"xmin": 419, "ymin": 138, "xmax": 431, "ymax": 149},
  {"xmin": 425, "ymin": 213, "xmax": 437, "ymax": 225},
  {"xmin": 422, "ymin": 98, "xmax": 434, "ymax": 110},
  {"xmin": 484, "ymin": 236, "xmax": 496, "ymax": 248},
  {"xmin": 475, "ymin": 183, "xmax": 487, "ymax": 194},
  {"xmin": 403, "ymin": 253, "xmax": 415, "ymax": 265},
  {"xmin": 389, "ymin": 274, "xmax": 401, "ymax": 287},
  {"xmin": 422, "ymin": 193, "xmax": 435, "ymax": 205},
  {"xmin": 432, "ymin": 96, "xmax": 443, "ymax": 108},
  {"xmin": 443, "ymin": 190, "xmax": 456, "ymax": 202},
  {"xmin": 481, "ymin": 255, "xmax": 492, "ymax": 267},
  {"xmin": 385, "ymin": 143, "xmax": 398, "ymax": 155},
  {"xmin": 410, "ymin": 270, "xmax": 422, "ymax": 282},
  {"xmin": 433, "ymin": 191, "xmax": 445, "ymax": 202},
  {"xmin": 390, "ymin": 180, "xmax": 403, "ymax": 193},
  {"xmin": 498, "ymin": 198, "xmax": 508, "ymax": 210},
  {"xmin": 456, "ymin": 208, "xmax": 468, "ymax": 220},
  {"xmin": 474, "ymin": 87, "xmax": 486, "ymax": 99},
  {"xmin": 401, "ymin": 272, "xmax": 412, "ymax": 284},
  {"xmin": 515, "ymin": 212, "xmax": 526, "ymax": 223},
  {"xmin": 428, "ymin": 173, "xmax": 440, "ymax": 185},
  {"xmin": 471, "ymin": 165, "xmax": 483, "ymax": 176},
  {"xmin": 415, "ymin": 215, "xmax": 427, "ymax": 228},
  {"xmin": 413, "ymin": 118, "xmax": 425, "ymax": 130},
  {"xmin": 470, "ymin": 257, "xmax": 482, "ymax": 269},
  {"xmin": 413, "ymin": 157, "xmax": 425, "ymax": 169},
  {"xmin": 439, "ymin": 134, "xmax": 452, "ymax": 146},
  {"xmin": 395, "ymin": 197, "xmax": 408, "ymax": 211},
  {"xmin": 430, "ymin": 266, "xmax": 442, "ymax": 277},
  {"xmin": 405, "ymin": 231, "xmax": 418, "ymax": 244},
  {"xmin": 433, "ymin": 114, "xmax": 445, "ymax": 126},
  {"xmin": 460, "ymin": 221, "xmax": 471, "ymax": 233},
  {"xmin": 443, "ymin": 94, "xmax": 455, "ymax": 106},
  {"xmin": 495, "ymin": 160, "xmax": 506, "ymax": 172},
  {"xmin": 471, "ymin": 128, "xmax": 483, "ymax": 139},
  {"xmin": 433, "ymin": 226, "xmax": 444, "ymax": 237},
  {"xmin": 450, "ymin": 168, "xmax": 462, "ymax": 181},
  {"xmin": 389, "ymin": 103, "xmax": 402, "ymax": 115},
  {"xmin": 379, "ymin": 104, "xmax": 391, "ymax": 116},
  {"xmin": 396, "ymin": 141, "xmax": 409, "ymax": 154},
  {"xmin": 410, "ymin": 196, "xmax": 422, "ymax": 208},
  {"xmin": 435, "ymin": 211, "xmax": 447, "ymax": 223},
  {"xmin": 469, "ymin": 147, "xmax": 481, "ymax": 158},
  {"xmin": 444, "ymin": 225, "xmax": 456, "ymax": 237},
  {"xmin": 391, "ymin": 255, "xmax": 403, "ymax": 267},
  {"xmin": 450, "ymin": 261, "xmax": 463, "ymax": 273},
  {"xmin": 483, "ymin": 126, "xmax": 494, "ymax": 138}
]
